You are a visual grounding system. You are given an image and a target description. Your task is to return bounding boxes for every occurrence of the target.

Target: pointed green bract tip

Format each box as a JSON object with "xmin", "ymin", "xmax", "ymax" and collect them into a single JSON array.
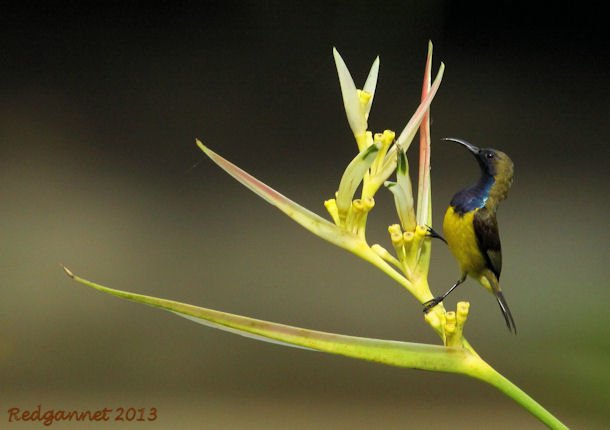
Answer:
[
  {"xmin": 62, "ymin": 265, "xmax": 75, "ymax": 279},
  {"xmin": 195, "ymin": 138, "xmax": 207, "ymax": 152},
  {"xmin": 332, "ymin": 47, "xmax": 341, "ymax": 61}
]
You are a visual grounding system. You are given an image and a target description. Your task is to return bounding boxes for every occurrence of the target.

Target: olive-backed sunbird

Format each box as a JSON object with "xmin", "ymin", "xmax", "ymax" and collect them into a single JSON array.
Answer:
[{"xmin": 424, "ymin": 138, "xmax": 517, "ymax": 334}]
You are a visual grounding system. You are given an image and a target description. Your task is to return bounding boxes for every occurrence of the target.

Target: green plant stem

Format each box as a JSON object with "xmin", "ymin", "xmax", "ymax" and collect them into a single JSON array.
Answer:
[{"xmin": 469, "ymin": 359, "xmax": 569, "ymax": 430}]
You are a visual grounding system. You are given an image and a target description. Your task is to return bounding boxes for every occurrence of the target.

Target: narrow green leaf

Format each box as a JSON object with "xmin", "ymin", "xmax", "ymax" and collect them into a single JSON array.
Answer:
[
  {"xmin": 64, "ymin": 267, "xmax": 474, "ymax": 374},
  {"xmin": 196, "ymin": 140, "xmax": 358, "ymax": 251}
]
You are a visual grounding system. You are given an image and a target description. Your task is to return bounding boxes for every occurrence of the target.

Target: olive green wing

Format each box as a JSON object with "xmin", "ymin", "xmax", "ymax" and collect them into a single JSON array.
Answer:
[{"xmin": 473, "ymin": 208, "xmax": 502, "ymax": 279}]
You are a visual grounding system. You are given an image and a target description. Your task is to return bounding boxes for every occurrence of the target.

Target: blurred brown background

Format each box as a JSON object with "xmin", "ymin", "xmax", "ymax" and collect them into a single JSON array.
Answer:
[{"xmin": 1, "ymin": 2, "xmax": 608, "ymax": 429}]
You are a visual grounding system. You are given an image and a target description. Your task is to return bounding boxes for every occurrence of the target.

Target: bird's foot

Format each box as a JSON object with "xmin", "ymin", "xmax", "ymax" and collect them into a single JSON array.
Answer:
[
  {"xmin": 422, "ymin": 297, "xmax": 443, "ymax": 313},
  {"xmin": 425, "ymin": 225, "xmax": 447, "ymax": 244}
]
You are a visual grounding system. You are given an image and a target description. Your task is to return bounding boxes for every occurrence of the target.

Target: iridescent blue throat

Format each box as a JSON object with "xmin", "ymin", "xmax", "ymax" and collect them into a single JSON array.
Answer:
[{"xmin": 450, "ymin": 174, "xmax": 495, "ymax": 215}]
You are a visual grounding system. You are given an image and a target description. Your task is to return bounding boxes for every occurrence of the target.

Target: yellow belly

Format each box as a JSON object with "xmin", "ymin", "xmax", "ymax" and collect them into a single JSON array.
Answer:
[{"xmin": 443, "ymin": 206, "xmax": 487, "ymax": 277}]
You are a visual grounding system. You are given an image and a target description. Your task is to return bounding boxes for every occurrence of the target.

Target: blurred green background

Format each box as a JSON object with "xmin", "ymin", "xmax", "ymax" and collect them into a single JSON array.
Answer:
[{"xmin": 1, "ymin": 2, "xmax": 608, "ymax": 429}]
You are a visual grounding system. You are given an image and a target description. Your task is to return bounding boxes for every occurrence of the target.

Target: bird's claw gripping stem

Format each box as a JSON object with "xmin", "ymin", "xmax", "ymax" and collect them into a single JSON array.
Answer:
[{"xmin": 425, "ymin": 225, "xmax": 447, "ymax": 244}]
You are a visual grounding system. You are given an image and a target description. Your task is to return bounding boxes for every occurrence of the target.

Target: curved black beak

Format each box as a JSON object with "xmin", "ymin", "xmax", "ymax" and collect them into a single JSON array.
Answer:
[{"xmin": 442, "ymin": 137, "xmax": 481, "ymax": 155}]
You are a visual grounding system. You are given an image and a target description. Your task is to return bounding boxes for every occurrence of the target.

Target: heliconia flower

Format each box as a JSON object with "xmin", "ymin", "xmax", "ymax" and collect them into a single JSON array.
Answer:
[
  {"xmin": 63, "ymin": 44, "xmax": 571, "ymax": 430},
  {"xmin": 333, "ymin": 48, "xmax": 379, "ymax": 148},
  {"xmin": 330, "ymin": 46, "xmax": 444, "ymax": 240},
  {"xmin": 193, "ymin": 46, "xmax": 446, "ymax": 299}
]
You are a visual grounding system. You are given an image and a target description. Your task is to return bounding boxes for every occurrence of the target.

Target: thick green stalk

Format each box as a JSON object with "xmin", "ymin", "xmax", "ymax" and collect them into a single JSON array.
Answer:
[{"xmin": 470, "ymin": 360, "xmax": 569, "ymax": 430}]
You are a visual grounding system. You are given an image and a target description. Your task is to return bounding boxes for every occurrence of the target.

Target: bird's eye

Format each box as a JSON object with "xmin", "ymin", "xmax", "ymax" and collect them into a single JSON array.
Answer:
[{"xmin": 485, "ymin": 152, "xmax": 495, "ymax": 159}]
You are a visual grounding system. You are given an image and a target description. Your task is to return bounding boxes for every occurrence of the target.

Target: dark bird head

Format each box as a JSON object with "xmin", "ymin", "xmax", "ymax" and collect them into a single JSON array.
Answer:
[{"xmin": 443, "ymin": 138, "xmax": 514, "ymax": 207}]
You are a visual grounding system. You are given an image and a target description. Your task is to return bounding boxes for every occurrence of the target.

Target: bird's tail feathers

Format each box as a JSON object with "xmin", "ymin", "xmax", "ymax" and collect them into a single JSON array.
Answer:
[{"xmin": 495, "ymin": 290, "xmax": 517, "ymax": 334}]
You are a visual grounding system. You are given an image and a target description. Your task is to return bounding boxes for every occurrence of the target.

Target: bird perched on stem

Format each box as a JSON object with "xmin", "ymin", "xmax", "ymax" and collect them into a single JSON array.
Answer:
[{"xmin": 424, "ymin": 138, "xmax": 517, "ymax": 333}]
